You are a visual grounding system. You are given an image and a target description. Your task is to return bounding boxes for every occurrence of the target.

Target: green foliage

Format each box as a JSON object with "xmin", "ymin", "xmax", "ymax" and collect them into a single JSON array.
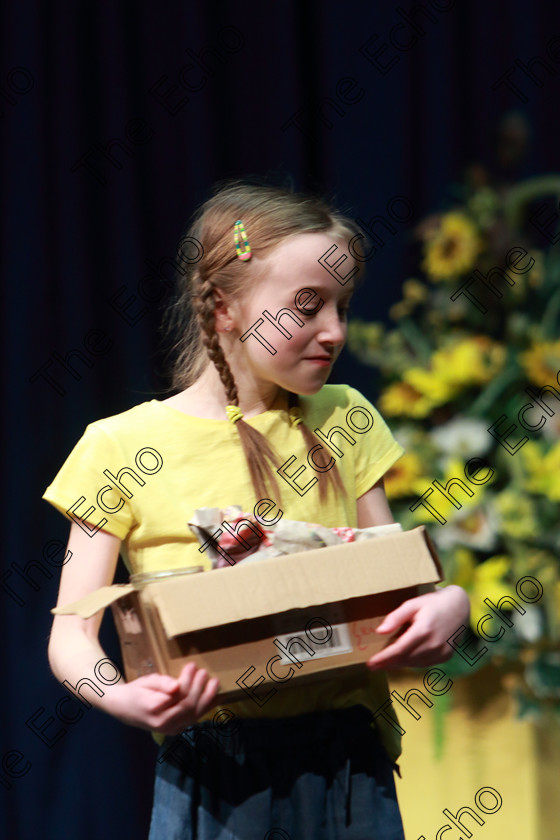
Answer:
[{"xmin": 349, "ymin": 175, "xmax": 560, "ymax": 720}]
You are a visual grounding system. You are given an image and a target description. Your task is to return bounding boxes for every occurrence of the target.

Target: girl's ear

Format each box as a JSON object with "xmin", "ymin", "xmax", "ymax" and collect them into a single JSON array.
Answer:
[{"xmin": 213, "ymin": 289, "xmax": 235, "ymax": 332}]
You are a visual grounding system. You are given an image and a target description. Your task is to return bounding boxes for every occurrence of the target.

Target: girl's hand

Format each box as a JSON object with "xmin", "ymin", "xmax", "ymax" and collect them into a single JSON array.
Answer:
[
  {"xmin": 366, "ymin": 585, "xmax": 470, "ymax": 670},
  {"xmin": 104, "ymin": 662, "xmax": 221, "ymax": 735}
]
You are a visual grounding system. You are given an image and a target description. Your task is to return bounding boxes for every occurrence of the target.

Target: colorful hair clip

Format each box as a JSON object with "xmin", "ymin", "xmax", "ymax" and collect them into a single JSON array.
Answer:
[{"xmin": 234, "ymin": 220, "xmax": 252, "ymax": 261}]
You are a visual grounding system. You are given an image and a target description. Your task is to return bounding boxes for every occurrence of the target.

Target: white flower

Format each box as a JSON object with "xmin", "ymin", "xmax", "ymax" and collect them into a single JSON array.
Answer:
[
  {"xmin": 513, "ymin": 605, "xmax": 543, "ymax": 643},
  {"xmin": 434, "ymin": 505, "xmax": 499, "ymax": 551},
  {"xmin": 541, "ymin": 412, "xmax": 560, "ymax": 441},
  {"xmin": 429, "ymin": 417, "xmax": 493, "ymax": 459},
  {"xmin": 392, "ymin": 425, "xmax": 420, "ymax": 448}
]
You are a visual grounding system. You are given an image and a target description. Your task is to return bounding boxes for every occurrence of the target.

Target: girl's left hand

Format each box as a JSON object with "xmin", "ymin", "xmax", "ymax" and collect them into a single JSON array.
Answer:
[{"xmin": 366, "ymin": 585, "xmax": 471, "ymax": 670}]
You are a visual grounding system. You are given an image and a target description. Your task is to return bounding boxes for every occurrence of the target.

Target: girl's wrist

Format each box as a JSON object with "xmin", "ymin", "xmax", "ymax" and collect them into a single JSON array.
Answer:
[{"xmin": 95, "ymin": 680, "xmax": 129, "ymax": 721}]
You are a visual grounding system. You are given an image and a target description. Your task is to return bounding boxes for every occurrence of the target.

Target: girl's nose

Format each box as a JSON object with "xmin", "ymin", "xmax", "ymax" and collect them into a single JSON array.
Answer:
[{"xmin": 315, "ymin": 310, "xmax": 346, "ymax": 346}]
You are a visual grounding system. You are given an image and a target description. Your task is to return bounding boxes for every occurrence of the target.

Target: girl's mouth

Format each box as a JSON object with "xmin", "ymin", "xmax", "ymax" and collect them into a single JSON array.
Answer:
[{"xmin": 305, "ymin": 356, "xmax": 333, "ymax": 367}]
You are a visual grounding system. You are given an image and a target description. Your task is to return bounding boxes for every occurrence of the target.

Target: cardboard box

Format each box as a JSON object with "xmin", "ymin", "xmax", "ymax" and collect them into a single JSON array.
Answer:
[{"xmin": 51, "ymin": 525, "xmax": 444, "ymax": 704}]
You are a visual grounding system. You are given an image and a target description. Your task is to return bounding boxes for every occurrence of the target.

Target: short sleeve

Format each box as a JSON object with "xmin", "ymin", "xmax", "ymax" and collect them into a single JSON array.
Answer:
[
  {"xmin": 42, "ymin": 424, "xmax": 135, "ymax": 540},
  {"xmin": 346, "ymin": 386, "xmax": 405, "ymax": 498}
]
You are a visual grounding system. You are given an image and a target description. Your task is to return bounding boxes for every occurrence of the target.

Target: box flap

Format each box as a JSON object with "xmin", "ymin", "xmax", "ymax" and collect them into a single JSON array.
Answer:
[
  {"xmin": 147, "ymin": 526, "xmax": 443, "ymax": 638},
  {"xmin": 51, "ymin": 584, "xmax": 135, "ymax": 618}
]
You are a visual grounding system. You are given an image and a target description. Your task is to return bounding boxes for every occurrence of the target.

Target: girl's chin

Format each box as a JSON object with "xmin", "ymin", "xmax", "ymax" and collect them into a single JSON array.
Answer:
[{"xmin": 283, "ymin": 375, "xmax": 330, "ymax": 396}]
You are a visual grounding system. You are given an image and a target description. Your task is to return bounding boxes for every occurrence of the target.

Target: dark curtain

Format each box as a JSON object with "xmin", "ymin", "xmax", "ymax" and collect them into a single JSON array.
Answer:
[{"xmin": 2, "ymin": 1, "xmax": 559, "ymax": 837}]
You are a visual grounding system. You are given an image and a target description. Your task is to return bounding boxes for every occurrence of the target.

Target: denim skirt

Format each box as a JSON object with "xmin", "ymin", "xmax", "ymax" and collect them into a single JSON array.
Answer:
[{"xmin": 148, "ymin": 704, "xmax": 405, "ymax": 840}]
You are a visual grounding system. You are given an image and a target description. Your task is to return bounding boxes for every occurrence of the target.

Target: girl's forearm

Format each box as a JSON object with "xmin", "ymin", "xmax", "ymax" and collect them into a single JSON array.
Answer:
[{"xmin": 48, "ymin": 629, "xmax": 123, "ymax": 716}]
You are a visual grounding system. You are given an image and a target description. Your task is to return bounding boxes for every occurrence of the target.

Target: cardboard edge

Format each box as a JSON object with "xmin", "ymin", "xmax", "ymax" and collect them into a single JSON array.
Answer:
[
  {"xmin": 49, "ymin": 527, "xmax": 445, "ymax": 627},
  {"xmin": 417, "ymin": 525, "xmax": 446, "ymax": 582},
  {"xmin": 156, "ymin": 525, "xmax": 445, "ymax": 638},
  {"xmin": 50, "ymin": 584, "xmax": 135, "ymax": 618}
]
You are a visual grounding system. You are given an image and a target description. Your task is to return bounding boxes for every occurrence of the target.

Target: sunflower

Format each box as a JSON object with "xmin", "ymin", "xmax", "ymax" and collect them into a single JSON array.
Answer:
[
  {"xmin": 422, "ymin": 212, "xmax": 481, "ymax": 282},
  {"xmin": 520, "ymin": 340, "xmax": 560, "ymax": 387}
]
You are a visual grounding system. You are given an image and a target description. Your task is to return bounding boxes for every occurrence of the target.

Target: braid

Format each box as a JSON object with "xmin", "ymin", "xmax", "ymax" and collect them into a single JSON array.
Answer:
[
  {"xmin": 195, "ymin": 273, "xmax": 238, "ymax": 402},
  {"xmin": 287, "ymin": 393, "xmax": 347, "ymax": 504},
  {"xmin": 166, "ymin": 178, "xmax": 366, "ymax": 509},
  {"xmin": 194, "ymin": 270, "xmax": 283, "ymax": 503}
]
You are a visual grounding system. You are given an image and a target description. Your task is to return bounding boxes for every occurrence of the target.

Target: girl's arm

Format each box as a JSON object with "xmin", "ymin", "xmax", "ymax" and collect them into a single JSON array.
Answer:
[
  {"xmin": 356, "ymin": 476, "xmax": 396, "ymax": 528},
  {"xmin": 48, "ymin": 521, "xmax": 220, "ymax": 735},
  {"xmin": 357, "ymin": 478, "xmax": 433, "ymax": 595},
  {"xmin": 356, "ymin": 479, "xmax": 470, "ymax": 670}
]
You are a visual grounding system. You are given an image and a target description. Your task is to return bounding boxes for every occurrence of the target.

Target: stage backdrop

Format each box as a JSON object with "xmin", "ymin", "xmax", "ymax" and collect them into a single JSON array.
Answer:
[{"xmin": 2, "ymin": 1, "xmax": 560, "ymax": 838}]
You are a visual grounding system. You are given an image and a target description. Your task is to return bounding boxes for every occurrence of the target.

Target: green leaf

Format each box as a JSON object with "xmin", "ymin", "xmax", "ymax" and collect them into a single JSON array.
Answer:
[
  {"xmin": 468, "ymin": 363, "xmax": 522, "ymax": 416},
  {"xmin": 432, "ymin": 686, "xmax": 452, "ymax": 760},
  {"xmin": 541, "ymin": 286, "xmax": 560, "ymax": 339},
  {"xmin": 503, "ymin": 175, "xmax": 560, "ymax": 231},
  {"xmin": 394, "ymin": 317, "xmax": 434, "ymax": 363}
]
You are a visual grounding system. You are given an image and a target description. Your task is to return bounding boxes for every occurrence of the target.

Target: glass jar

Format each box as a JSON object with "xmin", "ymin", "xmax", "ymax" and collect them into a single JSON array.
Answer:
[{"xmin": 130, "ymin": 566, "xmax": 204, "ymax": 588}]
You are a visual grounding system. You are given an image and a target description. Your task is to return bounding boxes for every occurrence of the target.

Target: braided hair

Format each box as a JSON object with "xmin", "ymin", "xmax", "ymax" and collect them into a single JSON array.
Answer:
[{"xmin": 163, "ymin": 178, "xmax": 368, "ymax": 504}]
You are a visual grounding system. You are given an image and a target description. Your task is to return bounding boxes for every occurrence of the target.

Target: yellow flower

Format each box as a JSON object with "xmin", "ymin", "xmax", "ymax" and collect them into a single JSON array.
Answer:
[
  {"xmin": 403, "ymin": 279, "xmax": 428, "ymax": 304},
  {"xmin": 384, "ymin": 451, "xmax": 427, "ymax": 498},
  {"xmin": 389, "ymin": 301, "xmax": 412, "ymax": 321},
  {"xmin": 404, "ymin": 368, "xmax": 456, "ymax": 405},
  {"xmin": 452, "ymin": 547, "xmax": 478, "ymax": 589},
  {"xmin": 438, "ymin": 336, "xmax": 506, "ymax": 385},
  {"xmin": 470, "ymin": 556, "xmax": 518, "ymax": 630},
  {"xmin": 404, "ymin": 367, "xmax": 455, "ymax": 403},
  {"xmin": 378, "ymin": 382, "xmax": 436, "ymax": 419},
  {"xmin": 520, "ymin": 340, "xmax": 560, "ymax": 387},
  {"xmin": 404, "ymin": 337, "xmax": 506, "ymax": 406},
  {"xmin": 409, "ymin": 458, "xmax": 491, "ymax": 528},
  {"xmin": 347, "ymin": 321, "xmax": 385, "ymax": 351},
  {"xmin": 450, "ymin": 552, "xmax": 517, "ymax": 630},
  {"xmin": 493, "ymin": 491, "xmax": 538, "ymax": 539},
  {"xmin": 519, "ymin": 440, "xmax": 560, "ymax": 501},
  {"xmin": 422, "ymin": 212, "xmax": 481, "ymax": 282}
]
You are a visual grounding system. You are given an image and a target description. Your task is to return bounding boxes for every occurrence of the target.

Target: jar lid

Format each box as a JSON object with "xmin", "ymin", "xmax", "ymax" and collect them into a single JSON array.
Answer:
[{"xmin": 130, "ymin": 566, "xmax": 204, "ymax": 587}]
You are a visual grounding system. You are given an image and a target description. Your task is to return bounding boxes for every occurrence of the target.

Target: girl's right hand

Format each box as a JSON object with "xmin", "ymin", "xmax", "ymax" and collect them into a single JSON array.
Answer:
[{"xmin": 105, "ymin": 662, "xmax": 221, "ymax": 735}]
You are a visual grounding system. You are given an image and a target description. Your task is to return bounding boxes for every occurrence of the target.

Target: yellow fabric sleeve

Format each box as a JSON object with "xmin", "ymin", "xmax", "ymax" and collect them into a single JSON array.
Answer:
[{"xmin": 43, "ymin": 423, "xmax": 136, "ymax": 540}]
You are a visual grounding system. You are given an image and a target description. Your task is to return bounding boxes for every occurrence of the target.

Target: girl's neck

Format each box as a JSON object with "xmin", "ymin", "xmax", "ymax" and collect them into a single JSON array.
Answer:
[{"xmin": 165, "ymin": 365, "xmax": 289, "ymax": 420}]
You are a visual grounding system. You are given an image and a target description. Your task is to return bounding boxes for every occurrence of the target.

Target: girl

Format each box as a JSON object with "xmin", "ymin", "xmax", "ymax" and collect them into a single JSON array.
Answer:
[{"xmin": 45, "ymin": 179, "xmax": 470, "ymax": 840}]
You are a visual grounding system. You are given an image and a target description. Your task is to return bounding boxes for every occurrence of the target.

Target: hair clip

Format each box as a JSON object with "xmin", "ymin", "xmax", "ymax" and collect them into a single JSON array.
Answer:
[
  {"xmin": 234, "ymin": 220, "xmax": 252, "ymax": 261},
  {"xmin": 225, "ymin": 404, "xmax": 244, "ymax": 424}
]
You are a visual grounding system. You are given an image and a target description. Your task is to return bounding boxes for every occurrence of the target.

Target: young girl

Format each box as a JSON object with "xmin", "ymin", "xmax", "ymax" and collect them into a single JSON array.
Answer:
[{"xmin": 44, "ymin": 179, "xmax": 470, "ymax": 840}]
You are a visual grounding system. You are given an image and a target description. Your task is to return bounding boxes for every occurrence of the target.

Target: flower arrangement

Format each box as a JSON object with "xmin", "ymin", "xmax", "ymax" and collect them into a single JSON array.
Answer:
[{"xmin": 348, "ymin": 170, "xmax": 560, "ymax": 721}]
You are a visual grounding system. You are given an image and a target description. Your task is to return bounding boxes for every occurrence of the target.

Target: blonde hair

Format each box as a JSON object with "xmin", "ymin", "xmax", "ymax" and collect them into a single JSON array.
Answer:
[{"xmin": 162, "ymin": 177, "xmax": 368, "ymax": 505}]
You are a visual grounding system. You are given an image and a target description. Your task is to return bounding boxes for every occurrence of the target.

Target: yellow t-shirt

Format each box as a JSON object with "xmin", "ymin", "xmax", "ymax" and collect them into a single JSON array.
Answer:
[{"xmin": 43, "ymin": 384, "xmax": 405, "ymax": 761}]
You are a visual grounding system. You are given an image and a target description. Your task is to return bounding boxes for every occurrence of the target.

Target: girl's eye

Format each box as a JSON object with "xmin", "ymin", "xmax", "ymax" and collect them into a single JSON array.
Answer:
[{"xmin": 298, "ymin": 302, "xmax": 351, "ymax": 318}]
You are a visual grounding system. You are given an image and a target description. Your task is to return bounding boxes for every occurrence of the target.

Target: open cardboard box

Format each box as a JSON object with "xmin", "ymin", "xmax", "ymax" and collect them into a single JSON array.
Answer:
[{"xmin": 52, "ymin": 525, "xmax": 444, "ymax": 704}]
